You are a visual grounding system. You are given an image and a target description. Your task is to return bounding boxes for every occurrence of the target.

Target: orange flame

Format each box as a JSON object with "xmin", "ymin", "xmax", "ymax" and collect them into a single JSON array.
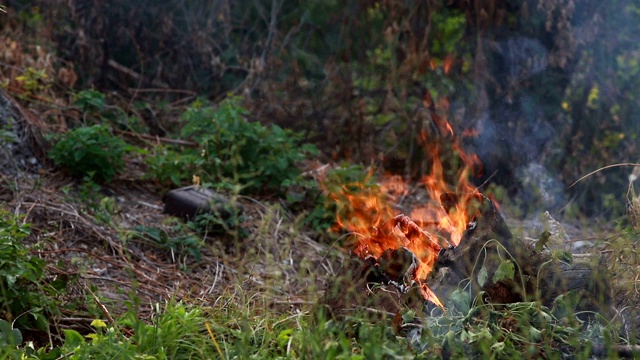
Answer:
[{"xmin": 325, "ymin": 90, "xmax": 484, "ymax": 308}]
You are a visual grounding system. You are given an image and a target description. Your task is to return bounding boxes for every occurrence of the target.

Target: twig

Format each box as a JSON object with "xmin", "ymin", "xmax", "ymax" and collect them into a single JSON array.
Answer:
[
  {"xmin": 86, "ymin": 285, "xmax": 114, "ymax": 324},
  {"xmin": 205, "ymin": 322, "xmax": 224, "ymax": 357},
  {"xmin": 125, "ymin": 88, "xmax": 196, "ymax": 95},
  {"xmin": 125, "ymin": 29, "xmax": 145, "ymax": 111},
  {"xmin": 114, "ymin": 129, "xmax": 197, "ymax": 146},
  {"xmin": 107, "ymin": 59, "xmax": 169, "ymax": 89},
  {"xmin": 568, "ymin": 163, "xmax": 640, "ymax": 188},
  {"xmin": 350, "ymin": 306, "xmax": 395, "ymax": 317},
  {"xmin": 82, "ymin": 275, "xmax": 158, "ymax": 298}
]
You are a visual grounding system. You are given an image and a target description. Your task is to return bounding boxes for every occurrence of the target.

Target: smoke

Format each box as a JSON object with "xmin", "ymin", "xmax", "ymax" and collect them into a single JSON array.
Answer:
[{"xmin": 465, "ymin": 35, "xmax": 564, "ymax": 213}]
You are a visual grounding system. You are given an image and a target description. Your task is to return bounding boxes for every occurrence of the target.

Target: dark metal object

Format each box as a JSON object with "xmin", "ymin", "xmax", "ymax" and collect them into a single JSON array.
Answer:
[{"xmin": 162, "ymin": 185, "xmax": 240, "ymax": 221}]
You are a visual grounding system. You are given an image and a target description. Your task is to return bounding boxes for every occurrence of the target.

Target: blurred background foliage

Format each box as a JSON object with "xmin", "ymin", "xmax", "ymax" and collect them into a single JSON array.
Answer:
[{"xmin": 2, "ymin": 0, "xmax": 639, "ymax": 218}]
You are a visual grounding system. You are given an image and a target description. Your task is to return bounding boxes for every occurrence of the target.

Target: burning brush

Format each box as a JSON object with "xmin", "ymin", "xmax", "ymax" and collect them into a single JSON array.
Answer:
[{"xmin": 352, "ymin": 214, "xmax": 447, "ymax": 308}]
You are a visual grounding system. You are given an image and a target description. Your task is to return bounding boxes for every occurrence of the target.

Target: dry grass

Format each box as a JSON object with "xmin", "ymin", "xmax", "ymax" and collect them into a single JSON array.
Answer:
[
  {"xmin": 4, "ymin": 170, "xmax": 343, "ymax": 335},
  {"xmin": 628, "ymin": 180, "xmax": 640, "ymax": 230}
]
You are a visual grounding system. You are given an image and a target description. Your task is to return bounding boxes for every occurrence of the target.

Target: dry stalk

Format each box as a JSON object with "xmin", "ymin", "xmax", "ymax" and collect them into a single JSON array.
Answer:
[{"xmin": 628, "ymin": 181, "xmax": 640, "ymax": 230}]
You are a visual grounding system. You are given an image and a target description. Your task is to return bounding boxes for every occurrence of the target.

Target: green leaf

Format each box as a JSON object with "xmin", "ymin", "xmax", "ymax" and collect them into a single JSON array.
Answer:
[
  {"xmin": 447, "ymin": 289, "xmax": 471, "ymax": 315},
  {"xmin": 63, "ymin": 329, "xmax": 85, "ymax": 348},
  {"xmin": 553, "ymin": 250, "xmax": 573, "ymax": 263},
  {"xmin": 528, "ymin": 326, "xmax": 542, "ymax": 342},
  {"xmin": 0, "ymin": 319, "xmax": 22, "ymax": 346},
  {"xmin": 477, "ymin": 265, "xmax": 488, "ymax": 287},
  {"xmin": 493, "ymin": 259, "xmax": 515, "ymax": 283},
  {"xmin": 401, "ymin": 309, "xmax": 416, "ymax": 323},
  {"xmin": 276, "ymin": 328, "xmax": 293, "ymax": 348},
  {"xmin": 90, "ymin": 319, "xmax": 107, "ymax": 329},
  {"xmin": 490, "ymin": 341, "xmax": 505, "ymax": 353}
]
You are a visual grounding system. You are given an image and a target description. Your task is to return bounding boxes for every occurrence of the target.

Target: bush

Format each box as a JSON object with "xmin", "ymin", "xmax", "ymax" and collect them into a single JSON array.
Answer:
[
  {"xmin": 49, "ymin": 125, "xmax": 128, "ymax": 183},
  {"xmin": 0, "ymin": 211, "xmax": 50, "ymax": 332},
  {"xmin": 149, "ymin": 97, "xmax": 316, "ymax": 194}
]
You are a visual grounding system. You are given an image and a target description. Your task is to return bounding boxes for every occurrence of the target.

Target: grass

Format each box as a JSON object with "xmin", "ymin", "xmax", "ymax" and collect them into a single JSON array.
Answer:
[{"xmin": 2, "ymin": 172, "xmax": 639, "ymax": 359}]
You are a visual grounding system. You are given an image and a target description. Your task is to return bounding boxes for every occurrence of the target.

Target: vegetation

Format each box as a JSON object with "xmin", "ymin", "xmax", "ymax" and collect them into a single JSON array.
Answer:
[
  {"xmin": 49, "ymin": 125, "xmax": 129, "ymax": 183},
  {"xmin": 0, "ymin": 0, "xmax": 639, "ymax": 359},
  {"xmin": 0, "ymin": 212, "xmax": 54, "ymax": 334},
  {"xmin": 147, "ymin": 97, "xmax": 316, "ymax": 193}
]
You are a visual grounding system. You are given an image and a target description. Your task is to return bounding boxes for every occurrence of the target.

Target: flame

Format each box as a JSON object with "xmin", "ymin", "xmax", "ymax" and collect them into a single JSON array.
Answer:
[{"xmin": 325, "ymin": 90, "xmax": 485, "ymax": 308}]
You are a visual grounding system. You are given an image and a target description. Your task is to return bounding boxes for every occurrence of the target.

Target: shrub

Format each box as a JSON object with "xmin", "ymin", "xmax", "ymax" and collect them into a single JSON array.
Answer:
[
  {"xmin": 149, "ymin": 97, "xmax": 316, "ymax": 194},
  {"xmin": 49, "ymin": 125, "xmax": 128, "ymax": 183},
  {"xmin": 0, "ymin": 211, "xmax": 50, "ymax": 332}
]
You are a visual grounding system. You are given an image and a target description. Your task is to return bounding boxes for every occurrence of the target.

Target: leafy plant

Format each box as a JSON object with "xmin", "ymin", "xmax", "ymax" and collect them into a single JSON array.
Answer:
[
  {"xmin": 187, "ymin": 203, "xmax": 247, "ymax": 240},
  {"xmin": 148, "ymin": 97, "xmax": 317, "ymax": 194},
  {"xmin": 0, "ymin": 319, "xmax": 23, "ymax": 360},
  {"xmin": 27, "ymin": 301, "xmax": 221, "ymax": 360},
  {"xmin": 145, "ymin": 145, "xmax": 198, "ymax": 187},
  {"xmin": 14, "ymin": 67, "xmax": 50, "ymax": 97},
  {"xmin": 128, "ymin": 225, "xmax": 204, "ymax": 265},
  {"xmin": 405, "ymin": 289, "xmax": 615, "ymax": 359},
  {"xmin": 49, "ymin": 125, "xmax": 129, "ymax": 183},
  {"xmin": 0, "ymin": 211, "xmax": 51, "ymax": 332},
  {"xmin": 72, "ymin": 89, "xmax": 106, "ymax": 114}
]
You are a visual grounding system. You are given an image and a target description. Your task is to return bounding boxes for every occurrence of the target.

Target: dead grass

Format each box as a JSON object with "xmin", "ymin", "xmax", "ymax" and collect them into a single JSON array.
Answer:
[{"xmin": 3, "ymin": 167, "xmax": 343, "ymax": 341}]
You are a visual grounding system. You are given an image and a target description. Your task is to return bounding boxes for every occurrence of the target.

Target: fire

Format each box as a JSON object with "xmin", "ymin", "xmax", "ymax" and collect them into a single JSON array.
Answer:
[{"xmin": 324, "ymin": 90, "xmax": 483, "ymax": 308}]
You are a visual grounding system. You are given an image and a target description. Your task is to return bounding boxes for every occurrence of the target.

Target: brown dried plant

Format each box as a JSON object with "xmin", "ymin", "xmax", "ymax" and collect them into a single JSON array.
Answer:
[{"xmin": 627, "ymin": 178, "xmax": 640, "ymax": 230}]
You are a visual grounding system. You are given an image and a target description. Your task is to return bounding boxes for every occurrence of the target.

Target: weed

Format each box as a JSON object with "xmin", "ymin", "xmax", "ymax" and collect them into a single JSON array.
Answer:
[
  {"xmin": 0, "ymin": 210, "xmax": 53, "ymax": 332},
  {"xmin": 128, "ymin": 225, "xmax": 204, "ymax": 265},
  {"xmin": 49, "ymin": 125, "xmax": 129, "ymax": 183},
  {"xmin": 148, "ymin": 97, "xmax": 317, "ymax": 193},
  {"xmin": 72, "ymin": 89, "xmax": 106, "ymax": 115},
  {"xmin": 187, "ymin": 198, "xmax": 246, "ymax": 240},
  {"xmin": 145, "ymin": 144, "xmax": 198, "ymax": 187},
  {"xmin": 14, "ymin": 67, "xmax": 50, "ymax": 97}
]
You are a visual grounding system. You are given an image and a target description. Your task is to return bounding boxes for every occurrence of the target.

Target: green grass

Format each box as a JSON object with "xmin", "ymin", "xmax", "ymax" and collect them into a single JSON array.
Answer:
[{"xmin": 3, "ymin": 284, "xmax": 620, "ymax": 359}]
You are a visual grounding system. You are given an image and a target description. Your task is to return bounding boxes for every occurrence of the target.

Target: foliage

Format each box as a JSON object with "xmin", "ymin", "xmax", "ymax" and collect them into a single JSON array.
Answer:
[
  {"xmin": 411, "ymin": 291, "xmax": 615, "ymax": 359},
  {"xmin": 128, "ymin": 225, "xmax": 205, "ymax": 266},
  {"xmin": 0, "ymin": 286, "xmax": 618, "ymax": 359},
  {"xmin": 71, "ymin": 89, "xmax": 149, "ymax": 133},
  {"xmin": 6, "ymin": 0, "xmax": 640, "ymax": 217},
  {"xmin": 187, "ymin": 203, "xmax": 247, "ymax": 240},
  {"xmin": 603, "ymin": 224, "xmax": 640, "ymax": 340},
  {"xmin": 49, "ymin": 124, "xmax": 129, "ymax": 183},
  {"xmin": 148, "ymin": 97, "xmax": 316, "ymax": 194},
  {"xmin": 12, "ymin": 301, "xmax": 220, "ymax": 360},
  {"xmin": 72, "ymin": 89, "xmax": 106, "ymax": 114},
  {"xmin": 145, "ymin": 145, "xmax": 198, "ymax": 187},
  {"xmin": 14, "ymin": 67, "xmax": 50, "ymax": 98},
  {"xmin": 294, "ymin": 312, "xmax": 414, "ymax": 359},
  {"xmin": 0, "ymin": 211, "xmax": 51, "ymax": 332}
]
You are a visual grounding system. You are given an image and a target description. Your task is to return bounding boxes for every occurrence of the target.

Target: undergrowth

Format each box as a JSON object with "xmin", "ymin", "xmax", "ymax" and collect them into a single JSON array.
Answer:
[
  {"xmin": 0, "ymin": 283, "xmax": 621, "ymax": 359},
  {"xmin": 146, "ymin": 97, "xmax": 317, "ymax": 194},
  {"xmin": 0, "ymin": 211, "xmax": 56, "ymax": 333},
  {"xmin": 48, "ymin": 124, "xmax": 130, "ymax": 183}
]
